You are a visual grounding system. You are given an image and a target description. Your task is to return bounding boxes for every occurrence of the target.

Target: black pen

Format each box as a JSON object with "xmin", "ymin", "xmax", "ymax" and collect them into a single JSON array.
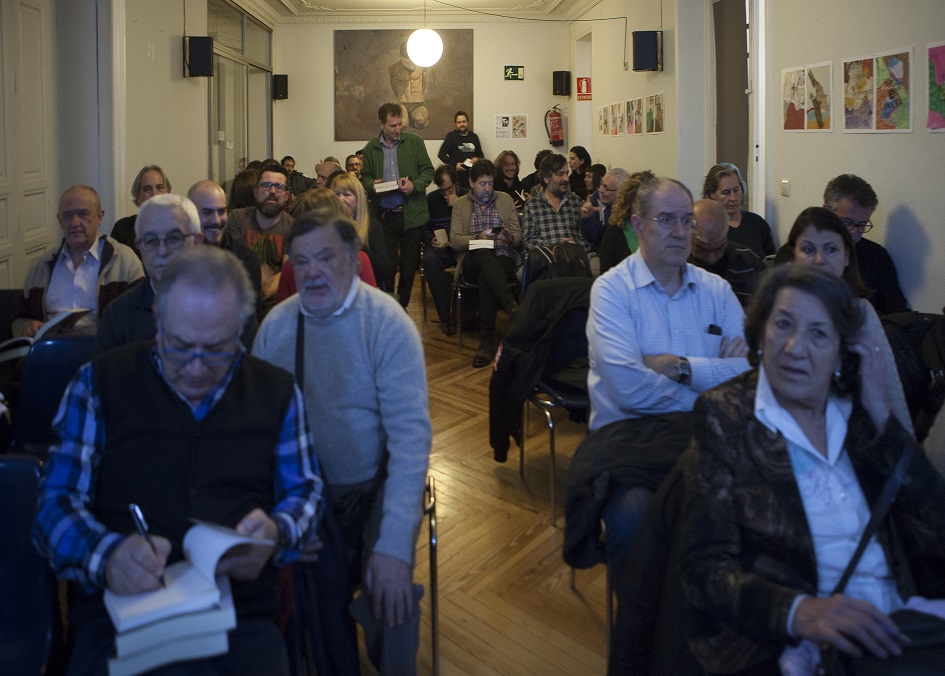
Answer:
[{"xmin": 129, "ymin": 503, "xmax": 166, "ymax": 587}]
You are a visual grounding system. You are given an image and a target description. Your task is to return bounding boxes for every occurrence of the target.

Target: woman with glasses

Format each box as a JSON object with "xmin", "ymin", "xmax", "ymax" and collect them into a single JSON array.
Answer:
[{"xmin": 702, "ymin": 163, "xmax": 775, "ymax": 259}]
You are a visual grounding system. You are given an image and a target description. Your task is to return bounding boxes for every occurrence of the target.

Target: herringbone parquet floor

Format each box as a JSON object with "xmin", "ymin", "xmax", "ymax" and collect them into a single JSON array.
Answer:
[{"xmin": 405, "ymin": 280, "xmax": 609, "ymax": 676}]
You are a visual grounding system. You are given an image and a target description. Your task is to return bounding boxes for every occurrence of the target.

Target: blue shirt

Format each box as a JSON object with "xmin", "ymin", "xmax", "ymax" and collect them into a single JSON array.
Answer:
[
  {"xmin": 33, "ymin": 348, "xmax": 324, "ymax": 590},
  {"xmin": 378, "ymin": 132, "xmax": 404, "ymax": 210}
]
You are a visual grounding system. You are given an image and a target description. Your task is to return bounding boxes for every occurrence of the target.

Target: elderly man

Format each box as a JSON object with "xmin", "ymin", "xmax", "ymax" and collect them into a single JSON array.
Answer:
[
  {"xmin": 228, "ymin": 162, "xmax": 294, "ymax": 304},
  {"xmin": 568, "ymin": 177, "xmax": 750, "ymax": 587},
  {"xmin": 689, "ymin": 199, "xmax": 765, "ymax": 307},
  {"xmin": 254, "ymin": 214, "xmax": 431, "ymax": 673},
  {"xmin": 314, "ymin": 161, "xmax": 343, "ymax": 189},
  {"xmin": 522, "ymin": 153, "xmax": 590, "ymax": 252},
  {"xmin": 96, "ymin": 194, "xmax": 204, "ymax": 353},
  {"xmin": 361, "ymin": 101, "xmax": 435, "ymax": 307},
  {"xmin": 580, "ymin": 167, "xmax": 630, "ymax": 249},
  {"xmin": 34, "ymin": 246, "xmax": 324, "ymax": 674},
  {"xmin": 187, "ymin": 180, "xmax": 262, "ymax": 302},
  {"xmin": 13, "ymin": 185, "xmax": 143, "ymax": 338}
]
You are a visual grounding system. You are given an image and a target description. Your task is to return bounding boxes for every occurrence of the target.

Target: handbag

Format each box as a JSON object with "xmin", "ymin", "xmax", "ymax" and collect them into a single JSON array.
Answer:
[{"xmin": 814, "ymin": 441, "xmax": 945, "ymax": 675}]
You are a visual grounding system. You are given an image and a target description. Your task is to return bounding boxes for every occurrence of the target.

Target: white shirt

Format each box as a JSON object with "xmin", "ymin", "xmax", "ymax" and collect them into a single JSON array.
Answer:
[
  {"xmin": 754, "ymin": 366, "xmax": 903, "ymax": 631},
  {"xmin": 45, "ymin": 238, "xmax": 104, "ymax": 333}
]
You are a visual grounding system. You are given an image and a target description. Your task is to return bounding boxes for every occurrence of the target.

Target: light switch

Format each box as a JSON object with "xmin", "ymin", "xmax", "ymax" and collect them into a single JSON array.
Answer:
[{"xmin": 780, "ymin": 180, "xmax": 791, "ymax": 197}]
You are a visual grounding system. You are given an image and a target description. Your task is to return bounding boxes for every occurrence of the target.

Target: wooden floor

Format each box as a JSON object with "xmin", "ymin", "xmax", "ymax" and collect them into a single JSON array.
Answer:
[{"xmin": 403, "ymin": 280, "xmax": 609, "ymax": 675}]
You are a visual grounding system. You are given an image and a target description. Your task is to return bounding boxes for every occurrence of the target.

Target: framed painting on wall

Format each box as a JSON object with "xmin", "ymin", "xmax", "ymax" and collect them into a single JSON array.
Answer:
[
  {"xmin": 333, "ymin": 29, "xmax": 474, "ymax": 142},
  {"xmin": 874, "ymin": 48, "xmax": 912, "ymax": 132},
  {"xmin": 843, "ymin": 56, "xmax": 874, "ymax": 132}
]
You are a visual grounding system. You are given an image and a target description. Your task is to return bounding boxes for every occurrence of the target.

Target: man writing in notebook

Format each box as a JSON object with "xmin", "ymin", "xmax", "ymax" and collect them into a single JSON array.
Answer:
[{"xmin": 34, "ymin": 246, "xmax": 324, "ymax": 674}]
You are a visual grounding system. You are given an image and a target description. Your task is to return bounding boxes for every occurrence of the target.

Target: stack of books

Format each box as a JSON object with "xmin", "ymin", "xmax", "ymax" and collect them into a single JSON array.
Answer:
[{"xmin": 103, "ymin": 522, "xmax": 273, "ymax": 676}]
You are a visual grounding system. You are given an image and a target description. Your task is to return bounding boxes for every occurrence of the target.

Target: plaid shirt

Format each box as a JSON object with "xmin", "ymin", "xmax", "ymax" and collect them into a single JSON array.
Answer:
[
  {"xmin": 470, "ymin": 194, "xmax": 516, "ymax": 260},
  {"xmin": 33, "ymin": 348, "xmax": 324, "ymax": 591},
  {"xmin": 522, "ymin": 190, "xmax": 590, "ymax": 251}
]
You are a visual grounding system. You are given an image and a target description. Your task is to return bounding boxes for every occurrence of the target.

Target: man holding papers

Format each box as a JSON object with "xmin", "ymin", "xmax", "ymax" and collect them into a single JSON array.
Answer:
[{"xmin": 33, "ymin": 246, "xmax": 324, "ymax": 675}]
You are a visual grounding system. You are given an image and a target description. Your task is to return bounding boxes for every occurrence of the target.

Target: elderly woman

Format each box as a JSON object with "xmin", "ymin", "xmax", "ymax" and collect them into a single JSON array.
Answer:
[
  {"xmin": 680, "ymin": 265, "xmax": 945, "ymax": 675},
  {"xmin": 702, "ymin": 163, "xmax": 774, "ymax": 258},
  {"xmin": 786, "ymin": 206, "xmax": 912, "ymax": 435}
]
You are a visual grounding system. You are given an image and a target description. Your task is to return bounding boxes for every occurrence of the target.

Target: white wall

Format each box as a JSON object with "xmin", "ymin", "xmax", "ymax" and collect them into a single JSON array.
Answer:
[
  {"xmin": 272, "ymin": 21, "xmax": 568, "ymax": 181},
  {"xmin": 765, "ymin": 0, "xmax": 945, "ymax": 312}
]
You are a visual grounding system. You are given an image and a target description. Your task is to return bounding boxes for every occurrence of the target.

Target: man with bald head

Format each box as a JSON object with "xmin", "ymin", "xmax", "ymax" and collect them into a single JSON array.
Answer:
[
  {"xmin": 188, "ymin": 180, "xmax": 262, "ymax": 302},
  {"xmin": 13, "ymin": 185, "xmax": 143, "ymax": 337},
  {"xmin": 315, "ymin": 161, "xmax": 343, "ymax": 188},
  {"xmin": 689, "ymin": 199, "xmax": 765, "ymax": 307}
]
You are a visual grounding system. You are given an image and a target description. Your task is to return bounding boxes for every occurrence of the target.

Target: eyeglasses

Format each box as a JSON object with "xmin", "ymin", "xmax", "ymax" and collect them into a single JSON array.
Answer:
[
  {"xmin": 138, "ymin": 232, "xmax": 194, "ymax": 251},
  {"xmin": 258, "ymin": 181, "xmax": 287, "ymax": 192},
  {"xmin": 840, "ymin": 218, "xmax": 873, "ymax": 233},
  {"xmin": 599, "ymin": 184, "xmax": 618, "ymax": 193},
  {"xmin": 161, "ymin": 346, "xmax": 240, "ymax": 367},
  {"xmin": 646, "ymin": 214, "xmax": 697, "ymax": 229},
  {"xmin": 692, "ymin": 239, "xmax": 728, "ymax": 257}
]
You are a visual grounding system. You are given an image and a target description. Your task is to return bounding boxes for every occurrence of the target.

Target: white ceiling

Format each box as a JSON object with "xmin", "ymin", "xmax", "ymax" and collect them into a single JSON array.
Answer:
[{"xmin": 257, "ymin": 0, "xmax": 593, "ymax": 22}]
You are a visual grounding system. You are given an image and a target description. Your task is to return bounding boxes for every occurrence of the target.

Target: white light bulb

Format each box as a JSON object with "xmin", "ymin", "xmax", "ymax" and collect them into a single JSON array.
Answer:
[{"xmin": 406, "ymin": 29, "xmax": 443, "ymax": 68}]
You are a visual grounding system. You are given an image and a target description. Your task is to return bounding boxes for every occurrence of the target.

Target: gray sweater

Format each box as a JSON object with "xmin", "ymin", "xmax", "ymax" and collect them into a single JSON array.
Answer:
[{"xmin": 253, "ymin": 281, "xmax": 431, "ymax": 563}]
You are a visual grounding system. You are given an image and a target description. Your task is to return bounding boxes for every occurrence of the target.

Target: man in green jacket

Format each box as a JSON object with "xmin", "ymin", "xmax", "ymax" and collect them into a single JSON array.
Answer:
[{"xmin": 361, "ymin": 102, "xmax": 434, "ymax": 307}]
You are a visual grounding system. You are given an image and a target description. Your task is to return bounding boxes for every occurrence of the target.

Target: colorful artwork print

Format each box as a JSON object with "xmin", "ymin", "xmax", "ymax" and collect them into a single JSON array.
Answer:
[
  {"xmin": 805, "ymin": 63, "xmax": 831, "ymax": 130},
  {"xmin": 843, "ymin": 57, "xmax": 874, "ymax": 131},
  {"xmin": 782, "ymin": 68, "xmax": 806, "ymax": 130},
  {"xmin": 600, "ymin": 106, "xmax": 610, "ymax": 135},
  {"xmin": 646, "ymin": 95, "xmax": 656, "ymax": 133},
  {"xmin": 615, "ymin": 101, "xmax": 626, "ymax": 136},
  {"xmin": 928, "ymin": 42, "xmax": 945, "ymax": 131},
  {"xmin": 511, "ymin": 115, "xmax": 527, "ymax": 139},
  {"xmin": 631, "ymin": 98, "xmax": 643, "ymax": 135},
  {"xmin": 875, "ymin": 49, "xmax": 911, "ymax": 132},
  {"xmin": 610, "ymin": 103, "xmax": 618, "ymax": 136}
]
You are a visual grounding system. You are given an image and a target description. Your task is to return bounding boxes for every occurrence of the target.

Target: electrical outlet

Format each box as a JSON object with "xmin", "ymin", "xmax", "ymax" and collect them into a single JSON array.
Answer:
[{"xmin": 780, "ymin": 180, "xmax": 791, "ymax": 197}]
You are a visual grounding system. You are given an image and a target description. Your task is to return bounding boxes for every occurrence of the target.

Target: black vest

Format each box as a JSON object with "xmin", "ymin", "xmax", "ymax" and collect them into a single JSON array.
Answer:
[{"xmin": 88, "ymin": 343, "xmax": 296, "ymax": 617}]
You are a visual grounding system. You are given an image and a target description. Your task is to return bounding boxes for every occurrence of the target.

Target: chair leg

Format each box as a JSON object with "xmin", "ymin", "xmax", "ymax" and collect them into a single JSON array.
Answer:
[
  {"xmin": 424, "ymin": 477, "xmax": 439, "ymax": 676},
  {"xmin": 455, "ymin": 285, "xmax": 463, "ymax": 356},
  {"xmin": 520, "ymin": 400, "xmax": 527, "ymax": 479},
  {"xmin": 606, "ymin": 569, "xmax": 614, "ymax": 658},
  {"xmin": 420, "ymin": 264, "xmax": 427, "ymax": 323},
  {"xmin": 535, "ymin": 404, "xmax": 557, "ymax": 527}
]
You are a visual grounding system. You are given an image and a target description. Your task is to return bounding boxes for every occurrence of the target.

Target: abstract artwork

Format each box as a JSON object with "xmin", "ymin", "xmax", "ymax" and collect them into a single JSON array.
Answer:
[
  {"xmin": 805, "ymin": 62, "xmax": 832, "ymax": 130},
  {"xmin": 615, "ymin": 101, "xmax": 626, "ymax": 136},
  {"xmin": 843, "ymin": 57, "xmax": 874, "ymax": 132},
  {"xmin": 630, "ymin": 98, "xmax": 643, "ymax": 135},
  {"xmin": 927, "ymin": 42, "xmax": 945, "ymax": 131},
  {"xmin": 875, "ymin": 48, "xmax": 911, "ymax": 132},
  {"xmin": 782, "ymin": 68, "xmax": 806, "ymax": 131},
  {"xmin": 333, "ymin": 29, "xmax": 474, "ymax": 141}
]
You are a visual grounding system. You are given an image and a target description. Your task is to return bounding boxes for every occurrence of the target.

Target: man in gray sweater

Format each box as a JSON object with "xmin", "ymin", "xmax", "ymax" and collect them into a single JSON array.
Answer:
[{"xmin": 253, "ymin": 214, "xmax": 431, "ymax": 673}]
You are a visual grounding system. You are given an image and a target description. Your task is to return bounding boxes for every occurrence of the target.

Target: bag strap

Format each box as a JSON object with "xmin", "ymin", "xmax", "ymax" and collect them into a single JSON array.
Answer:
[{"xmin": 830, "ymin": 439, "xmax": 916, "ymax": 595}]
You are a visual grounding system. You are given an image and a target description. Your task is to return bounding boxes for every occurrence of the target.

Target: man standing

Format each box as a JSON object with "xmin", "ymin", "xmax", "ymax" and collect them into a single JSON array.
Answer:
[
  {"xmin": 345, "ymin": 154, "xmax": 362, "ymax": 178},
  {"xmin": 13, "ymin": 185, "xmax": 143, "ymax": 337},
  {"xmin": 571, "ymin": 177, "xmax": 749, "ymax": 586},
  {"xmin": 689, "ymin": 199, "xmax": 764, "ymax": 307},
  {"xmin": 254, "ymin": 214, "xmax": 431, "ymax": 673},
  {"xmin": 361, "ymin": 102, "xmax": 435, "ymax": 307},
  {"xmin": 437, "ymin": 111, "xmax": 484, "ymax": 188},
  {"xmin": 522, "ymin": 153, "xmax": 590, "ymax": 252},
  {"xmin": 281, "ymin": 155, "xmax": 316, "ymax": 196},
  {"xmin": 187, "ymin": 180, "xmax": 262, "ymax": 302},
  {"xmin": 824, "ymin": 173, "xmax": 909, "ymax": 315},
  {"xmin": 228, "ymin": 162, "xmax": 294, "ymax": 304},
  {"xmin": 96, "ymin": 194, "xmax": 204, "ymax": 352},
  {"xmin": 34, "ymin": 246, "xmax": 324, "ymax": 674}
]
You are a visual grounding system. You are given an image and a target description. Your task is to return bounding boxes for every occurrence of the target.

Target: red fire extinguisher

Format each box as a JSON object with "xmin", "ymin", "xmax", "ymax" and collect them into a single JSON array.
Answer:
[{"xmin": 545, "ymin": 105, "xmax": 564, "ymax": 147}]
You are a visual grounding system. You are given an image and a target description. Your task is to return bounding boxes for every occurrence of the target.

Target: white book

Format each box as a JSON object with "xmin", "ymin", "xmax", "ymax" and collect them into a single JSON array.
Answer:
[
  {"xmin": 373, "ymin": 179, "xmax": 400, "ymax": 193},
  {"xmin": 0, "ymin": 308, "xmax": 91, "ymax": 363},
  {"xmin": 433, "ymin": 229, "xmax": 449, "ymax": 246},
  {"xmin": 468, "ymin": 239, "xmax": 495, "ymax": 251},
  {"xmin": 107, "ymin": 628, "xmax": 230, "ymax": 676}
]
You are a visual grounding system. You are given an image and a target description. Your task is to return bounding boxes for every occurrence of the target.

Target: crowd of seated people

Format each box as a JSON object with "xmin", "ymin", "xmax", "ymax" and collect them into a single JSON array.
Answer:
[{"xmin": 11, "ymin": 106, "xmax": 944, "ymax": 676}]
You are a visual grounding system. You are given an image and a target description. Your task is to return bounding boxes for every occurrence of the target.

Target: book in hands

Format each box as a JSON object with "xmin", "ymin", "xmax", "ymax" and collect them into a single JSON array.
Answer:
[
  {"xmin": 373, "ymin": 179, "xmax": 400, "ymax": 193},
  {"xmin": 0, "ymin": 309, "xmax": 92, "ymax": 363},
  {"xmin": 433, "ymin": 229, "xmax": 449, "ymax": 246},
  {"xmin": 468, "ymin": 239, "xmax": 495, "ymax": 251},
  {"xmin": 104, "ymin": 520, "xmax": 274, "ymax": 633}
]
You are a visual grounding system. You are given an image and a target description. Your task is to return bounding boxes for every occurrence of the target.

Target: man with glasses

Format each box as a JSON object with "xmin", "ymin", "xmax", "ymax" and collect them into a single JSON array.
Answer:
[
  {"xmin": 228, "ymin": 162, "xmax": 294, "ymax": 306},
  {"xmin": 568, "ymin": 177, "xmax": 750, "ymax": 590},
  {"xmin": 688, "ymin": 199, "xmax": 764, "ymax": 307},
  {"xmin": 12, "ymin": 185, "xmax": 143, "ymax": 338},
  {"xmin": 420, "ymin": 165, "xmax": 467, "ymax": 336},
  {"xmin": 34, "ymin": 246, "xmax": 324, "ymax": 675},
  {"xmin": 824, "ymin": 173, "xmax": 909, "ymax": 315},
  {"xmin": 580, "ymin": 167, "xmax": 630, "ymax": 249}
]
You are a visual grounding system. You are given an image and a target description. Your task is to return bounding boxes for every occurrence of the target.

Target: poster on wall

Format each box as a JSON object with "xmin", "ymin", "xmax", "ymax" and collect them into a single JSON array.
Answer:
[
  {"xmin": 644, "ymin": 93, "xmax": 664, "ymax": 134},
  {"xmin": 511, "ymin": 115, "xmax": 527, "ymax": 139},
  {"xmin": 843, "ymin": 56, "xmax": 875, "ymax": 132},
  {"xmin": 333, "ymin": 29, "xmax": 473, "ymax": 141},
  {"xmin": 930, "ymin": 42, "xmax": 945, "ymax": 131},
  {"xmin": 874, "ymin": 48, "xmax": 912, "ymax": 132},
  {"xmin": 782, "ymin": 68, "xmax": 806, "ymax": 131},
  {"xmin": 495, "ymin": 115, "xmax": 511, "ymax": 139},
  {"xmin": 805, "ymin": 62, "xmax": 832, "ymax": 130},
  {"xmin": 615, "ymin": 101, "xmax": 626, "ymax": 136},
  {"xmin": 610, "ymin": 103, "xmax": 618, "ymax": 136},
  {"xmin": 600, "ymin": 106, "xmax": 610, "ymax": 135},
  {"xmin": 629, "ymin": 98, "xmax": 643, "ymax": 135}
]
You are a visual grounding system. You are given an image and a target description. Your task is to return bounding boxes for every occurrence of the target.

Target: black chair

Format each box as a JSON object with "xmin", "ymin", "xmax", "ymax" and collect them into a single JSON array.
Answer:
[
  {"xmin": 522, "ymin": 306, "xmax": 589, "ymax": 526},
  {"xmin": 11, "ymin": 335, "xmax": 96, "ymax": 458},
  {"xmin": 0, "ymin": 454, "xmax": 63, "ymax": 674}
]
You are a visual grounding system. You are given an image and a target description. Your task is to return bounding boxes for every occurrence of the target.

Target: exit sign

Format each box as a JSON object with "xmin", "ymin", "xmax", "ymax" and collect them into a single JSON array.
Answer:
[{"xmin": 504, "ymin": 66, "xmax": 525, "ymax": 81}]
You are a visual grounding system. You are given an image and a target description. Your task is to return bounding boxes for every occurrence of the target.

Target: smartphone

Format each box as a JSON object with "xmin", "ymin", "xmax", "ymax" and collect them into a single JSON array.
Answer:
[{"xmin": 490, "ymin": 226, "xmax": 504, "ymax": 235}]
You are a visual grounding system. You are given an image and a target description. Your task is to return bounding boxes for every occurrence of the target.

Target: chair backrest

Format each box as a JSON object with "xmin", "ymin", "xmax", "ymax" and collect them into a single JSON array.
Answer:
[
  {"xmin": 543, "ymin": 306, "xmax": 590, "ymax": 378},
  {"xmin": 0, "ymin": 454, "xmax": 60, "ymax": 674},
  {"xmin": 11, "ymin": 334, "xmax": 96, "ymax": 458}
]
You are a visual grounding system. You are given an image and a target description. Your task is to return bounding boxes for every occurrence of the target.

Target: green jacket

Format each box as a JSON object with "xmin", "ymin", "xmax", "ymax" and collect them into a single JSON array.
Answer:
[{"xmin": 360, "ymin": 131, "xmax": 434, "ymax": 230}]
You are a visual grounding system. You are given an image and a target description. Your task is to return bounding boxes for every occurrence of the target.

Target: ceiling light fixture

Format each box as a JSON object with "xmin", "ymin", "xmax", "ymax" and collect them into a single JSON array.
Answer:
[{"xmin": 406, "ymin": 1, "xmax": 443, "ymax": 67}]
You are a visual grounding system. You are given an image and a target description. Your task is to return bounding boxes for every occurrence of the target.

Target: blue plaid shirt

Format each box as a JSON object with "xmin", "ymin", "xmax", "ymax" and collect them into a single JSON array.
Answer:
[
  {"xmin": 33, "ymin": 348, "xmax": 324, "ymax": 591},
  {"xmin": 522, "ymin": 189, "xmax": 590, "ymax": 251}
]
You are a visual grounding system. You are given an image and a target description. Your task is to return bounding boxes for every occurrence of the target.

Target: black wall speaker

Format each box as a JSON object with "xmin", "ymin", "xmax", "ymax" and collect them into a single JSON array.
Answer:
[
  {"xmin": 552, "ymin": 70, "xmax": 571, "ymax": 96},
  {"xmin": 184, "ymin": 36, "xmax": 213, "ymax": 77},
  {"xmin": 273, "ymin": 74, "xmax": 288, "ymax": 100},
  {"xmin": 632, "ymin": 31, "xmax": 663, "ymax": 72}
]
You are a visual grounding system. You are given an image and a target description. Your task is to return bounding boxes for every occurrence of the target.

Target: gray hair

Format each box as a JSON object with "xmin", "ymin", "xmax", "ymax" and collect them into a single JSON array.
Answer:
[
  {"xmin": 606, "ymin": 168, "xmax": 631, "ymax": 185},
  {"xmin": 135, "ymin": 194, "xmax": 201, "ymax": 238},
  {"xmin": 154, "ymin": 246, "xmax": 256, "ymax": 328},
  {"xmin": 633, "ymin": 177, "xmax": 693, "ymax": 218},
  {"xmin": 131, "ymin": 165, "xmax": 172, "ymax": 206}
]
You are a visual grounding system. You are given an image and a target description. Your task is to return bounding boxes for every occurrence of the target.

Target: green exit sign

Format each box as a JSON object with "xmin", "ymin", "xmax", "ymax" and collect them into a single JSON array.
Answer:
[{"xmin": 504, "ymin": 66, "xmax": 525, "ymax": 81}]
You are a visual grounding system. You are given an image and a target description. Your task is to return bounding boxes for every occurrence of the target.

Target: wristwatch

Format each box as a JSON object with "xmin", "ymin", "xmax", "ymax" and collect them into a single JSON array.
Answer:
[{"xmin": 676, "ymin": 356, "xmax": 691, "ymax": 385}]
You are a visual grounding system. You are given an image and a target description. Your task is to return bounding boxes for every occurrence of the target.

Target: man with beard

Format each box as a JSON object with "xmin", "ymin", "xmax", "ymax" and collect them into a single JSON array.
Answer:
[
  {"xmin": 188, "ymin": 180, "xmax": 263, "ymax": 304},
  {"xmin": 449, "ymin": 160, "xmax": 522, "ymax": 367},
  {"xmin": 492, "ymin": 150, "xmax": 526, "ymax": 212},
  {"xmin": 345, "ymin": 154, "xmax": 362, "ymax": 179},
  {"xmin": 228, "ymin": 163, "xmax": 294, "ymax": 305},
  {"xmin": 522, "ymin": 153, "xmax": 590, "ymax": 252}
]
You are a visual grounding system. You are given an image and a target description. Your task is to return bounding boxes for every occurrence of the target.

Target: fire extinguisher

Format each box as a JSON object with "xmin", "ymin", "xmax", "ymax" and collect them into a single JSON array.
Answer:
[{"xmin": 545, "ymin": 105, "xmax": 564, "ymax": 147}]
